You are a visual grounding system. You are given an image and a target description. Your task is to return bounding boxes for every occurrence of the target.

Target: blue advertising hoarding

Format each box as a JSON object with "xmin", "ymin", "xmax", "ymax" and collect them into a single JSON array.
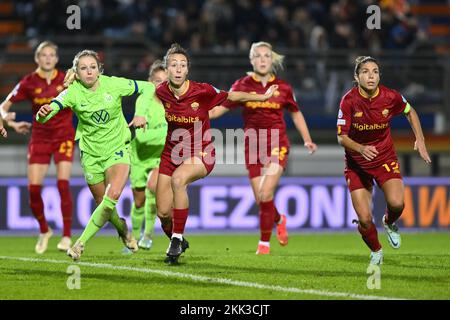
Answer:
[{"xmin": 0, "ymin": 177, "xmax": 449, "ymax": 231}]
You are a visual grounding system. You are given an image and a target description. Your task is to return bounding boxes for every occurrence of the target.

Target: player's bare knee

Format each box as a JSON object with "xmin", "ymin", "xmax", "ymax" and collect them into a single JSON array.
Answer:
[
  {"xmin": 388, "ymin": 201, "xmax": 404, "ymax": 214},
  {"xmin": 106, "ymin": 189, "xmax": 121, "ymax": 201},
  {"xmin": 157, "ymin": 209, "xmax": 171, "ymax": 219},
  {"xmin": 134, "ymin": 198, "xmax": 145, "ymax": 209},
  {"xmin": 357, "ymin": 214, "xmax": 374, "ymax": 229},
  {"xmin": 156, "ymin": 201, "xmax": 171, "ymax": 219},
  {"xmin": 171, "ymin": 174, "xmax": 187, "ymax": 191}
]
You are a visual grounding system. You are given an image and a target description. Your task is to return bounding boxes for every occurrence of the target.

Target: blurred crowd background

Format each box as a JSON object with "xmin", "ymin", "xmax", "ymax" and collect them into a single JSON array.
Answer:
[{"xmin": 15, "ymin": 0, "xmax": 429, "ymax": 52}]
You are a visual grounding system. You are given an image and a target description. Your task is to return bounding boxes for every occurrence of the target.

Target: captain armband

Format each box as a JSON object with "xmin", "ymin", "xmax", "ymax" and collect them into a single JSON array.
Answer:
[{"xmin": 403, "ymin": 102, "xmax": 411, "ymax": 114}]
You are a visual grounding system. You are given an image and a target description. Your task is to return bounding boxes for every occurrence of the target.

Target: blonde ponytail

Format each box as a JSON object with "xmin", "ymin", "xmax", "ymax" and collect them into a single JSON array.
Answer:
[{"xmin": 63, "ymin": 68, "xmax": 77, "ymax": 87}]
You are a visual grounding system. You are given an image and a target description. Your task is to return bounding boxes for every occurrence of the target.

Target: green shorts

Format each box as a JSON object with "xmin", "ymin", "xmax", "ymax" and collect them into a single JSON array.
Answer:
[
  {"xmin": 80, "ymin": 143, "xmax": 131, "ymax": 185},
  {"xmin": 130, "ymin": 140, "xmax": 164, "ymax": 189}
]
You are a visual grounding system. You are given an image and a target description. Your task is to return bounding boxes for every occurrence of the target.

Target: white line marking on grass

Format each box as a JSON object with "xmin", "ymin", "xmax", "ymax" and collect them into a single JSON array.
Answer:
[{"xmin": 0, "ymin": 256, "xmax": 405, "ymax": 300}]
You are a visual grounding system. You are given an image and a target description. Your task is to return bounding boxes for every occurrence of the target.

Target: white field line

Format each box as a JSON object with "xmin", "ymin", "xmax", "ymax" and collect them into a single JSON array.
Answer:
[{"xmin": 0, "ymin": 255, "xmax": 406, "ymax": 300}]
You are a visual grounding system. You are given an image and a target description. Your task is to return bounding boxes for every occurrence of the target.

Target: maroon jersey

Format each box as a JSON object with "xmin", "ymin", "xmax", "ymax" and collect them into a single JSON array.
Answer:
[
  {"xmin": 222, "ymin": 74, "xmax": 300, "ymax": 133},
  {"xmin": 337, "ymin": 85, "xmax": 408, "ymax": 169},
  {"xmin": 7, "ymin": 69, "xmax": 74, "ymax": 140},
  {"xmin": 156, "ymin": 80, "xmax": 228, "ymax": 161}
]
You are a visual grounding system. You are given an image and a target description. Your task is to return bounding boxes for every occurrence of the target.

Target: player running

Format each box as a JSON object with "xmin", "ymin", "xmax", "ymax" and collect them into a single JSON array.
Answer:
[
  {"xmin": 337, "ymin": 56, "xmax": 431, "ymax": 265},
  {"xmin": 125, "ymin": 60, "xmax": 168, "ymax": 252},
  {"xmin": 156, "ymin": 43, "xmax": 278, "ymax": 264},
  {"xmin": 210, "ymin": 42, "xmax": 317, "ymax": 254},
  {"xmin": 36, "ymin": 49, "xmax": 155, "ymax": 261},
  {"xmin": 0, "ymin": 41, "xmax": 75, "ymax": 253}
]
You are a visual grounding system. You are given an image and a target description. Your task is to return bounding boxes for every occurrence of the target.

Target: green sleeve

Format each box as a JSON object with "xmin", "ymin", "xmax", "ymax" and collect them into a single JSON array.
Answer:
[
  {"xmin": 36, "ymin": 88, "xmax": 72, "ymax": 123},
  {"xmin": 134, "ymin": 94, "xmax": 147, "ymax": 117},
  {"xmin": 110, "ymin": 76, "xmax": 155, "ymax": 97},
  {"xmin": 134, "ymin": 85, "xmax": 157, "ymax": 117}
]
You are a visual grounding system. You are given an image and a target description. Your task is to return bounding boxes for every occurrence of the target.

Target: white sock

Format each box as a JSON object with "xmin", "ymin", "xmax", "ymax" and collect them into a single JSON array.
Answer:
[
  {"xmin": 172, "ymin": 233, "xmax": 183, "ymax": 240},
  {"xmin": 258, "ymin": 241, "xmax": 270, "ymax": 247}
]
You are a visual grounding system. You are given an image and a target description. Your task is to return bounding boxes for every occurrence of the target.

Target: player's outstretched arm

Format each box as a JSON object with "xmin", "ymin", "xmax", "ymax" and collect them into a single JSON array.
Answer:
[
  {"xmin": 36, "ymin": 103, "xmax": 59, "ymax": 124},
  {"xmin": 291, "ymin": 111, "xmax": 317, "ymax": 154},
  {"xmin": 0, "ymin": 119, "xmax": 6, "ymax": 138},
  {"xmin": 209, "ymin": 105, "xmax": 229, "ymax": 119},
  {"xmin": 404, "ymin": 106, "xmax": 431, "ymax": 164},
  {"xmin": 5, "ymin": 119, "xmax": 31, "ymax": 135},
  {"xmin": 227, "ymin": 84, "xmax": 278, "ymax": 102}
]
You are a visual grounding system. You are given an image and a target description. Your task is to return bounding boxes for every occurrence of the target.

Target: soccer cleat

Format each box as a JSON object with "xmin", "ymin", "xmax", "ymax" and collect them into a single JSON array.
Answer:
[
  {"xmin": 57, "ymin": 236, "xmax": 72, "ymax": 252},
  {"xmin": 117, "ymin": 218, "xmax": 139, "ymax": 253},
  {"xmin": 138, "ymin": 237, "xmax": 153, "ymax": 250},
  {"xmin": 181, "ymin": 237, "xmax": 189, "ymax": 253},
  {"xmin": 165, "ymin": 237, "xmax": 183, "ymax": 265},
  {"xmin": 256, "ymin": 243, "xmax": 270, "ymax": 255},
  {"xmin": 35, "ymin": 228, "xmax": 53, "ymax": 254},
  {"xmin": 67, "ymin": 240, "xmax": 85, "ymax": 261},
  {"xmin": 382, "ymin": 215, "xmax": 401, "ymax": 249},
  {"xmin": 276, "ymin": 214, "xmax": 288, "ymax": 246},
  {"xmin": 164, "ymin": 237, "xmax": 189, "ymax": 263},
  {"xmin": 369, "ymin": 249, "xmax": 383, "ymax": 265}
]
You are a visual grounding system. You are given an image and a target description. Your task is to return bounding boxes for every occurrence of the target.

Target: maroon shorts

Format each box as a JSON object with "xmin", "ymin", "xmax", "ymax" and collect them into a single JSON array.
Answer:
[
  {"xmin": 344, "ymin": 160, "xmax": 403, "ymax": 192},
  {"xmin": 245, "ymin": 132, "xmax": 290, "ymax": 179},
  {"xmin": 158, "ymin": 149, "xmax": 215, "ymax": 177},
  {"xmin": 28, "ymin": 136, "xmax": 75, "ymax": 164}
]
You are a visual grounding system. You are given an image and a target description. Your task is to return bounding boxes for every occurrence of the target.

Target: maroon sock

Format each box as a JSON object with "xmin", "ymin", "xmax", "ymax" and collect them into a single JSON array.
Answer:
[
  {"xmin": 57, "ymin": 180, "xmax": 73, "ymax": 237},
  {"xmin": 384, "ymin": 206, "xmax": 403, "ymax": 225},
  {"xmin": 172, "ymin": 208, "xmax": 189, "ymax": 235},
  {"xmin": 160, "ymin": 217, "xmax": 173, "ymax": 239},
  {"xmin": 273, "ymin": 205, "xmax": 281, "ymax": 223},
  {"xmin": 29, "ymin": 184, "xmax": 48, "ymax": 233},
  {"xmin": 259, "ymin": 200, "xmax": 275, "ymax": 242},
  {"xmin": 358, "ymin": 222, "xmax": 382, "ymax": 252}
]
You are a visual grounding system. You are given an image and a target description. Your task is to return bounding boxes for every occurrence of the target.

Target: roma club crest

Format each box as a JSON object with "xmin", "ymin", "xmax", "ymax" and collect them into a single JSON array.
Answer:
[
  {"xmin": 382, "ymin": 108, "xmax": 389, "ymax": 117},
  {"xmin": 191, "ymin": 102, "xmax": 199, "ymax": 111}
]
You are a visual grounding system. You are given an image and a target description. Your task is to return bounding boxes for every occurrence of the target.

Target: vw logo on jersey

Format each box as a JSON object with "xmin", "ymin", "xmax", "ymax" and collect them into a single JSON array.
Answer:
[{"xmin": 91, "ymin": 109, "xmax": 110, "ymax": 124}]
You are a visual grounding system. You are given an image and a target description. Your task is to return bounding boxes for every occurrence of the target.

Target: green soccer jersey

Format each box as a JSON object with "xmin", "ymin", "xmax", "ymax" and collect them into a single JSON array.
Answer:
[
  {"xmin": 134, "ymin": 93, "xmax": 167, "ymax": 145},
  {"xmin": 36, "ymin": 75, "xmax": 155, "ymax": 157}
]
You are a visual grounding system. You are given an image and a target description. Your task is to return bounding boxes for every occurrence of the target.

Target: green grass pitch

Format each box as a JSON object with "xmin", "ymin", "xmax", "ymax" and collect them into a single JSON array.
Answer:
[{"xmin": 0, "ymin": 232, "xmax": 449, "ymax": 300}]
